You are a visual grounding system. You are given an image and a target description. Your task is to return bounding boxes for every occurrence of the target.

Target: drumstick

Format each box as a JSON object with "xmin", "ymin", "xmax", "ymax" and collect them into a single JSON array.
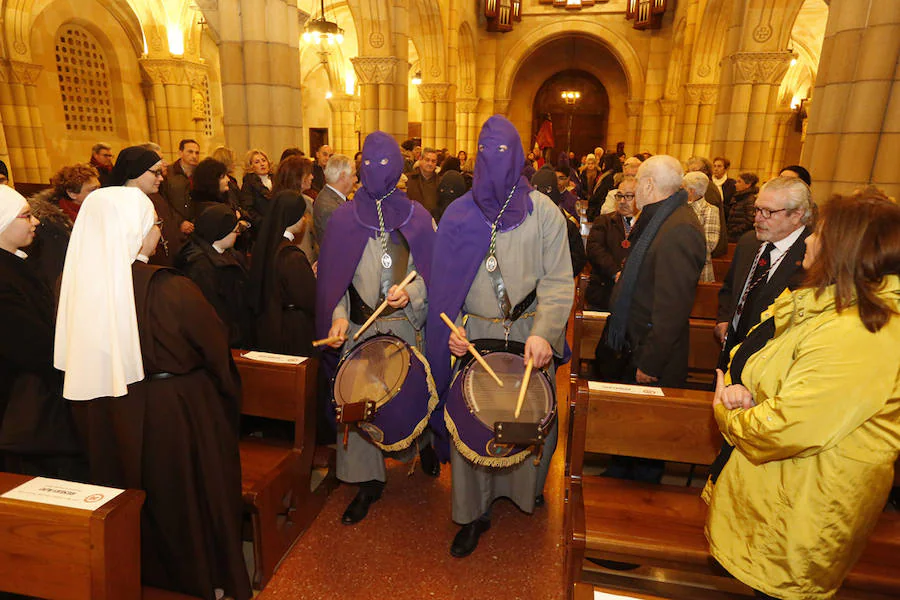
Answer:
[
  {"xmin": 312, "ymin": 335, "xmax": 344, "ymax": 347},
  {"xmin": 438, "ymin": 312, "xmax": 504, "ymax": 388},
  {"xmin": 353, "ymin": 270, "xmax": 418, "ymax": 341},
  {"xmin": 514, "ymin": 358, "xmax": 534, "ymax": 419}
]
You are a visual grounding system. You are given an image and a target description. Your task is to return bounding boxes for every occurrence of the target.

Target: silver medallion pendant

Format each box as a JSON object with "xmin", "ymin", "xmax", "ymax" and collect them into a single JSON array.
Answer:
[
  {"xmin": 381, "ymin": 253, "xmax": 393, "ymax": 269},
  {"xmin": 485, "ymin": 255, "xmax": 498, "ymax": 273}
]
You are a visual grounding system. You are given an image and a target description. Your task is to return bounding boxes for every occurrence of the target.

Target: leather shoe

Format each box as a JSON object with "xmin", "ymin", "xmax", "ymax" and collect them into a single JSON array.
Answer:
[
  {"xmin": 450, "ymin": 519, "xmax": 490, "ymax": 558},
  {"xmin": 534, "ymin": 494, "xmax": 545, "ymax": 507},
  {"xmin": 419, "ymin": 444, "xmax": 440, "ymax": 478},
  {"xmin": 341, "ymin": 488, "xmax": 381, "ymax": 525}
]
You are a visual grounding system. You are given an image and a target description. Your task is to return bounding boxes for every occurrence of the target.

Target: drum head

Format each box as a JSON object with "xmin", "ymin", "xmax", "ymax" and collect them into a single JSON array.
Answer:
[
  {"xmin": 334, "ymin": 336, "xmax": 410, "ymax": 408},
  {"xmin": 462, "ymin": 351, "xmax": 552, "ymax": 428}
]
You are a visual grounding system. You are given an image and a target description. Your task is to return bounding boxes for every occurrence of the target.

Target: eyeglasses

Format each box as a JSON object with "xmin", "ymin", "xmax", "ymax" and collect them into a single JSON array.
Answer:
[
  {"xmin": 615, "ymin": 193, "xmax": 636, "ymax": 201},
  {"xmin": 16, "ymin": 212, "xmax": 33, "ymax": 220},
  {"xmin": 754, "ymin": 206, "xmax": 789, "ymax": 219},
  {"xmin": 148, "ymin": 169, "xmax": 165, "ymax": 179}
]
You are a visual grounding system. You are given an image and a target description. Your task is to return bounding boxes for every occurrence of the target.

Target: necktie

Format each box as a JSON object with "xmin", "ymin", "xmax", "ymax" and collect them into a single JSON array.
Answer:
[
  {"xmin": 623, "ymin": 216, "xmax": 632, "ymax": 235},
  {"xmin": 735, "ymin": 242, "xmax": 775, "ymax": 335}
]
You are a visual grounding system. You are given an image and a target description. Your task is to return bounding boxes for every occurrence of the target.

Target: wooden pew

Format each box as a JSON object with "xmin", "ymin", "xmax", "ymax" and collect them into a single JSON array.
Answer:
[
  {"xmin": 0, "ymin": 472, "xmax": 198, "ymax": 599},
  {"xmin": 232, "ymin": 351, "xmax": 333, "ymax": 589},
  {"xmin": 565, "ymin": 379, "xmax": 900, "ymax": 600},
  {"xmin": 712, "ymin": 258, "xmax": 731, "ymax": 282},
  {"xmin": 572, "ymin": 282, "xmax": 721, "ymax": 383}
]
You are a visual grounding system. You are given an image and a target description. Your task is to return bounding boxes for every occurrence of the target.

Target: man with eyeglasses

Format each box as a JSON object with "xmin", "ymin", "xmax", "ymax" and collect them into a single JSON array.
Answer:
[
  {"xmin": 714, "ymin": 176, "xmax": 812, "ymax": 366},
  {"xmin": 89, "ymin": 143, "xmax": 115, "ymax": 187},
  {"xmin": 585, "ymin": 175, "xmax": 639, "ymax": 310}
]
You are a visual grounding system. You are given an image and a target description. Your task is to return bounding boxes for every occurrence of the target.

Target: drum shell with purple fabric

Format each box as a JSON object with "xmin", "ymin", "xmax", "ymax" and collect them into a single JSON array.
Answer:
[
  {"xmin": 445, "ymin": 340, "xmax": 556, "ymax": 468},
  {"xmin": 332, "ymin": 333, "xmax": 436, "ymax": 452}
]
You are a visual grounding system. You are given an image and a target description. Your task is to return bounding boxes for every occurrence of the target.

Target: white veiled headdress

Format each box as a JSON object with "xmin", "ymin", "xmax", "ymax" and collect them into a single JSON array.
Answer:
[{"xmin": 54, "ymin": 186, "xmax": 155, "ymax": 400}]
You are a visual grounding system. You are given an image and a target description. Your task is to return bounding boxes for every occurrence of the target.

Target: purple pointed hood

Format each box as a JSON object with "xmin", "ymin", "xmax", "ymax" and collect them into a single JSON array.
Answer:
[
  {"xmin": 352, "ymin": 131, "xmax": 413, "ymax": 230},
  {"xmin": 472, "ymin": 115, "xmax": 533, "ymax": 231}
]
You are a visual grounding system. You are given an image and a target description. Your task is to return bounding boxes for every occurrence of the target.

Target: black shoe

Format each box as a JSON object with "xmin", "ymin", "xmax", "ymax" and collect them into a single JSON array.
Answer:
[
  {"xmin": 450, "ymin": 519, "xmax": 491, "ymax": 558},
  {"xmin": 534, "ymin": 494, "xmax": 545, "ymax": 507},
  {"xmin": 341, "ymin": 485, "xmax": 382, "ymax": 525},
  {"xmin": 419, "ymin": 444, "xmax": 440, "ymax": 478}
]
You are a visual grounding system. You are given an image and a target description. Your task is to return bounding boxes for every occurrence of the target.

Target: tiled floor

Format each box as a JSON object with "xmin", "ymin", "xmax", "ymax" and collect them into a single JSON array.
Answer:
[{"xmin": 257, "ymin": 367, "xmax": 571, "ymax": 600}]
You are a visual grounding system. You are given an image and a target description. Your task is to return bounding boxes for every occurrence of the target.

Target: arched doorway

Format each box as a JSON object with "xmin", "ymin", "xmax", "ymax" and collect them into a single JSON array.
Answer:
[{"xmin": 532, "ymin": 70, "xmax": 609, "ymax": 158}]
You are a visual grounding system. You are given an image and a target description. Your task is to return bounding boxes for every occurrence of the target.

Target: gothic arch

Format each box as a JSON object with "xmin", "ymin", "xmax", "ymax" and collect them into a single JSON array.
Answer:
[
  {"xmin": 457, "ymin": 21, "xmax": 476, "ymax": 98},
  {"xmin": 495, "ymin": 19, "xmax": 645, "ymax": 102},
  {"xmin": 3, "ymin": 0, "xmax": 143, "ymax": 61},
  {"xmin": 693, "ymin": 0, "xmax": 732, "ymax": 83},
  {"xmin": 408, "ymin": 0, "xmax": 445, "ymax": 81}
]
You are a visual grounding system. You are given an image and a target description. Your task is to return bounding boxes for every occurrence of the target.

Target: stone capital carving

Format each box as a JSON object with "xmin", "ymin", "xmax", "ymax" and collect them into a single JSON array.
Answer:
[
  {"xmin": 730, "ymin": 52, "xmax": 792, "ymax": 85},
  {"xmin": 494, "ymin": 97, "xmax": 510, "ymax": 115},
  {"xmin": 456, "ymin": 98, "xmax": 479, "ymax": 113},
  {"xmin": 2, "ymin": 61, "xmax": 43, "ymax": 86},
  {"xmin": 658, "ymin": 99, "xmax": 677, "ymax": 116},
  {"xmin": 417, "ymin": 82, "xmax": 451, "ymax": 103},
  {"xmin": 625, "ymin": 99, "xmax": 643, "ymax": 118},
  {"xmin": 351, "ymin": 56, "xmax": 400, "ymax": 85},
  {"xmin": 685, "ymin": 83, "xmax": 718, "ymax": 105},
  {"xmin": 185, "ymin": 62, "xmax": 209, "ymax": 89},
  {"xmin": 328, "ymin": 93, "xmax": 360, "ymax": 113},
  {"xmin": 141, "ymin": 59, "xmax": 190, "ymax": 85}
]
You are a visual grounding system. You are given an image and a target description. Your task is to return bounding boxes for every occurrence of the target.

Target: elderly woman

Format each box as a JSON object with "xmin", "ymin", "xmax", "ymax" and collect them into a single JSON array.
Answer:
[
  {"xmin": 0, "ymin": 186, "xmax": 82, "ymax": 477},
  {"xmin": 706, "ymin": 190, "xmax": 900, "ymax": 600},
  {"xmin": 55, "ymin": 187, "xmax": 250, "ymax": 600}
]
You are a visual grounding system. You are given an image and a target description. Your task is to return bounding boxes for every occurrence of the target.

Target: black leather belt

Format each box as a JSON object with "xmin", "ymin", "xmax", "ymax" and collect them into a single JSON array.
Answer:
[
  {"xmin": 147, "ymin": 369, "xmax": 199, "ymax": 381},
  {"xmin": 283, "ymin": 304, "xmax": 304, "ymax": 311},
  {"xmin": 348, "ymin": 284, "xmax": 399, "ymax": 324}
]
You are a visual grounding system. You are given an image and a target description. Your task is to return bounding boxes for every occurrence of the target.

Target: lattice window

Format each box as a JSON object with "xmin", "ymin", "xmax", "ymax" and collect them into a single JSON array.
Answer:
[
  {"xmin": 55, "ymin": 25, "xmax": 115, "ymax": 133},
  {"xmin": 203, "ymin": 77, "xmax": 214, "ymax": 138}
]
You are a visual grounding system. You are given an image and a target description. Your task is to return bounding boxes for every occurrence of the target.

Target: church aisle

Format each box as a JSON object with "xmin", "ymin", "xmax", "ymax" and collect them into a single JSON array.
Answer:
[{"xmin": 257, "ymin": 367, "xmax": 570, "ymax": 600}]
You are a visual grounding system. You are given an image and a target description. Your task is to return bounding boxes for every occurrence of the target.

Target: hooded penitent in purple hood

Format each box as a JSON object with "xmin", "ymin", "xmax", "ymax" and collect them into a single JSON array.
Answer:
[
  {"xmin": 315, "ymin": 131, "xmax": 435, "ymax": 339},
  {"xmin": 425, "ymin": 115, "xmax": 536, "ymax": 461}
]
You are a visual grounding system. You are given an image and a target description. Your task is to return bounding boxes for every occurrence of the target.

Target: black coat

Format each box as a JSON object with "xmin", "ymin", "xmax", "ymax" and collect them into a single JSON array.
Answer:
[
  {"xmin": 726, "ymin": 187, "xmax": 758, "ymax": 242},
  {"xmin": 254, "ymin": 241, "xmax": 317, "ymax": 357},
  {"xmin": 716, "ymin": 227, "xmax": 810, "ymax": 364},
  {"xmin": 27, "ymin": 192, "xmax": 72, "ymax": 292},
  {"xmin": 0, "ymin": 249, "xmax": 80, "ymax": 464},
  {"xmin": 564, "ymin": 211, "xmax": 587, "ymax": 277},
  {"xmin": 175, "ymin": 238, "xmax": 252, "ymax": 349},
  {"xmin": 585, "ymin": 212, "xmax": 632, "ymax": 310},
  {"xmin": 610, "ymin": 199, "xmax": 706, "ymax": 386},
  {"xmin": 240, "ymin": 173, "xmax": 272, "ymax": 220}
]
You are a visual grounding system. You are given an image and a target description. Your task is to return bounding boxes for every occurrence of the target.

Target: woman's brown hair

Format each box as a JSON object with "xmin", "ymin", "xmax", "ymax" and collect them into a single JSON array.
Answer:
[
  {"xmin": 272, "ymin": 155, "xmax": 313, "ymax": 193},
  {"xmin": 805, "ymin": 188, "xmax": 899, "ymax": 332}
]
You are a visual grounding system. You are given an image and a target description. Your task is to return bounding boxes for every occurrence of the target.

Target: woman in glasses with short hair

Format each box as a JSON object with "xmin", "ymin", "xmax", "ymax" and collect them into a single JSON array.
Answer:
[
  {"xmin": 0, "ymin": 185, "xmax": 84, "ymax": 478},
  {"xmin": 112, "ymin": 145, "xmax": 180, "ymax": 265}
]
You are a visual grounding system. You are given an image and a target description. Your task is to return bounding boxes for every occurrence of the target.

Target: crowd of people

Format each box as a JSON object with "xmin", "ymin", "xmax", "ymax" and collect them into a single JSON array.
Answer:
[{"xmin": 0, "ymin": 115, "xmax": 897, "ymax": 600}]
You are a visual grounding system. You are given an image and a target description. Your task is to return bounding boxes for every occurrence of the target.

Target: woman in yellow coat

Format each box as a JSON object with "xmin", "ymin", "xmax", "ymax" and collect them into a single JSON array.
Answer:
[{"xmin": 706, "ymin": 190, "xmax": 900, "ymax": 600}]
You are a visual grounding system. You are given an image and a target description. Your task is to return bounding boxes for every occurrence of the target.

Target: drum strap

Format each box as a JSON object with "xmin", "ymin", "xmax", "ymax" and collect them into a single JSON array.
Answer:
[
  {"xmin": 348, "ymin": 231, "xmax": 411, "ymax": 325},
  {"xmin": 483, "ymin": 251, "xmax": 537, "ymax": 340}
]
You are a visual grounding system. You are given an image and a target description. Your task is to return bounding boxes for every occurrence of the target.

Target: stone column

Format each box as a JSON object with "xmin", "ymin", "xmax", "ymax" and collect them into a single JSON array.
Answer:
[
  {"xmin": 216, "ymin": 0, "xmax": 302, "ymax": 158},
  {"xmin": 456, "ymin": 97, "xmax": 479, "ymax": 156},
  {"xmin": 625, "ymin": 99, "xmax": 643, "ymax": 155},
  {"xmin": 694, "ymin": 85, "xmax": 718, "ymax": 160},
  {"xmin": 418, "ymin": 83, "xmax": 453, "ymax": 149},
  {"xmin": 767, "ymin": 106, "xmax": 794, "ymax": 179},
  {"xmin": 802, "ymin": 0, "xmax": 899, "ymax": 199},
  {"xmin": 328, "ymin": 94, "xmax": 360, "ymax": 156},
  {"xmin": 140, "ymin": 59, "xmax": 196, "ymax": 161},
  {"xmin": 0, "ymin": 60, "xmax": 50, "ymax": 183},
  {"xmin": 657, "ymin": 99, "xmax": 677, "ymax": 155},
  {"xmin": 352, "ymin": 57, "xmax": 401, "ymax": 141},
  {"xmin": 710, "ymin": 51, "xmax": 792, "ymax": 174},
  {"xmin": 494, "ymin": 97, "xmax": 510, "ymax": 116}
]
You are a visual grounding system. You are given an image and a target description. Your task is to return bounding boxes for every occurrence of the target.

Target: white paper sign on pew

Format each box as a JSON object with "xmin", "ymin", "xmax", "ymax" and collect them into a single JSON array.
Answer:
[
  {"xmin": 588, "ymin": 380, "xmax": 665, "ymax": 397},
  {"xmin": 1, "ymin": 477, "xmax": 124, "ymax": 511},
  {"xmin": 240, "ymin": 351, "xmax": 308, "ymax": 365},
  {"xmin": 594, "ymin": 591, "xmax": 647, "ymax": 599}
]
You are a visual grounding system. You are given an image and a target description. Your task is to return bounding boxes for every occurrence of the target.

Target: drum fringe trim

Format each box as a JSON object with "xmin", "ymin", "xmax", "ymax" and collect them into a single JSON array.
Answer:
[
  {"xmin": 443, "ymin": 411, "xmax": 532, "ymax": 469},
  {"xmin": 371, "ymin": 344, "xmax": 440, "ymax": 453}
]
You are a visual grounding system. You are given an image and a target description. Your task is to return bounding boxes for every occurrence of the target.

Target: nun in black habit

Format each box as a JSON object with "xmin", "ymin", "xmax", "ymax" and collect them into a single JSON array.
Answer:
[
  {"xmin": 55, "ymin": 186, "xmax": 251, "ymax": 600},
  {"xmin": 0, "ymin": 185, "xmax": 83, "ymax": 477}
]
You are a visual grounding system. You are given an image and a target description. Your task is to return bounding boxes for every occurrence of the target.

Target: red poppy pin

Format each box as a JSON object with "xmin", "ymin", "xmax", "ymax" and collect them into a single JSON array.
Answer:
[{"xmin": 621, "ymin": 240, "xmax": 631, "ymax": 249}]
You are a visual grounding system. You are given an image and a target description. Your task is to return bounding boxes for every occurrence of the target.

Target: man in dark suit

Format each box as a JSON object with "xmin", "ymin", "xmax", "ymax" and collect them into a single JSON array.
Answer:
[
  {"xmin": 312, "ymin": 154, "xmax": 356, "ymax": 246},
  {"xmin": 585, "ymin": 174, "xmax": 637, "ymax": 310},
  {"xmin": 311, "ymin": 144, "xmax": 333, "ymax": 193},
  {"xmin": 715, "ymin": 176, "xmax": 812, "ymax": 368},
  {"xmin": 602, "ymin": 155, "xmax": 706, "ymax": 483},
  {"xmin": 405, "ymin": 147, "xmax": 439, "ymax": 216}
]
